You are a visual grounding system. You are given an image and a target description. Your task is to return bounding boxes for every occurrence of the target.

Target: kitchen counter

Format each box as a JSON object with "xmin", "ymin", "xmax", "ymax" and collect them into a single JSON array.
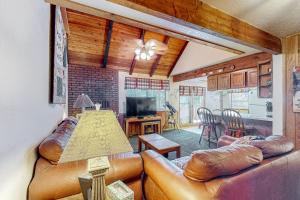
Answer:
[
  {"xmin": 211, "ymin": 110, "xmax": 273, "ymax": 137},
  {"xmin": 212, "ymin": 110, "xmax": 272, "ymax": 122}
]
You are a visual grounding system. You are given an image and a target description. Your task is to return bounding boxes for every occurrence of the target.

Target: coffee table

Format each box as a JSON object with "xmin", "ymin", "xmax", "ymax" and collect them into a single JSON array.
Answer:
[{"xmin": 138, "ymin": 134, "xmax": 181, "ymax": 158}]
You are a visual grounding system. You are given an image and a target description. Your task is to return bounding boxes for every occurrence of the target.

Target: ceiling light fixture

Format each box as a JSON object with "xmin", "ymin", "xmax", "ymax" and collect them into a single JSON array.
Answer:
[
  {"xmin": 135, "ymin": 43, "xmax": 155, "ymax": 60},
  {"xmin": 134, "ymin": 38, "xmax": 168, "ymax": 61}
]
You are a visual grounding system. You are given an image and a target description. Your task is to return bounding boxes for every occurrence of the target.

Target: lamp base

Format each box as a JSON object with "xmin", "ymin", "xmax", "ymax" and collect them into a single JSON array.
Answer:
[{"xmin": 88, "ymin": 156, "xmax": 110, "ymax": 200}]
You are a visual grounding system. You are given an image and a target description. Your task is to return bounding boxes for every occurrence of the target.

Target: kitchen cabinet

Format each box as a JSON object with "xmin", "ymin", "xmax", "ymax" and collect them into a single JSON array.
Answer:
[
  {"xmin": 247, "ymin": 68, "xmax": 258, "ymax": 87},
  {"xmin": 207, "ymin": 75, "xmax": 218, "ymax": 91},
  {"xmin": 217, "ymin": 73, "xmax": 231, "ymax": 90},
  {"xmin": 258, "ymin": 60, "xmax": 272, "ymax": 98},
  {"xmin": 231, "ymin": 71, "xmax": 246, "ymax": 88}
]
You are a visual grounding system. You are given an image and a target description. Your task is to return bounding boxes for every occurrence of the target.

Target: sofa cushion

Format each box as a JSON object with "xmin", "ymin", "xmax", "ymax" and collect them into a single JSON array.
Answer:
[
  {"xmin": 171, "ymin": 156, "xmax": 191, "ymax": 169},
  {"xmin": 183, "ymin": 144, "xmax": 263, "ymax": 181},
  {"xmin": 232, "ymin": 135, "xmax": 294, "ymax": 158},
  {"xmin": 39, "ymin": 117, "xmax": 77, "ymax": 164}
]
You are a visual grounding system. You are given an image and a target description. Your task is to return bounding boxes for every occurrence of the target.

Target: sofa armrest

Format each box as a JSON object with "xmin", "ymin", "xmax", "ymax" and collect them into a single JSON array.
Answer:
[
  {"xmin": 141, "ymin": 150, "xmax": 212, "ymax": 200},
  {"xmin": 217, "ymin": 135, "xmax": 238, "ymax": 147},
  {"xmin": 29, "ymin": 153, "xmax": 143, "ymax": 200}
]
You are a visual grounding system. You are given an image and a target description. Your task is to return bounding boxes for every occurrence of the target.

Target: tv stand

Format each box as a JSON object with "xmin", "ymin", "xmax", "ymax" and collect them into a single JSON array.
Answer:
[{"xmin": 125, "ymin": 116, "xmax": 162, "ymax": 137}]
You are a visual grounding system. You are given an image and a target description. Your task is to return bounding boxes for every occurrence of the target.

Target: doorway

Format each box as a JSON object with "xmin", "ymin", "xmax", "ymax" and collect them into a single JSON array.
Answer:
[{"xmin": 179, "ymin": 86, "xmax": 205, "ymax": 126}]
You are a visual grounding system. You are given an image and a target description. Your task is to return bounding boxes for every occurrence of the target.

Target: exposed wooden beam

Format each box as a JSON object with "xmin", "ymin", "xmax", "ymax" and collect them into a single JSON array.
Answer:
[
  {"xmin": 167, "ymin": 41, "xmax": 188, "ymax": 77},
  {"xmin": 108, "ymin": 0, "xmax": 281, "ymax": 54},
  {"xmin": 45, "ymin": 0, "xmax": 244, "ymax": 55},
  {"xmin": 150, "ymin": 36, "xmax": 170, "ymax": 77},
  {"xmin": 173, "ymin": 52, "xmax": 272, "ymax": 82},
  {"xmin": 102, "ymin": 20, "xmax": 113, "ymax": 68},
  {"xmin": 60, "ymin": 7, "xmax": 70, "ymax": 35},
  {"xmin": 129, "ymin": 29, "xmax": 145, "ymax": 75}
]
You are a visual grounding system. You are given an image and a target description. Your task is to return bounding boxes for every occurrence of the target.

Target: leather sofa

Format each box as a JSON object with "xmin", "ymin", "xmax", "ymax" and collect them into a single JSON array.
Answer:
[
  {"xmin": 28, "ymin": 117, "xmax": 143, "ymax": 200},
  {"xmin": 142, "ymin": 135, "xmax": 300, "ymax": 200},
  {"xmin": 29, "ymin": 117, "xmax": 300, "ymax": 200}
]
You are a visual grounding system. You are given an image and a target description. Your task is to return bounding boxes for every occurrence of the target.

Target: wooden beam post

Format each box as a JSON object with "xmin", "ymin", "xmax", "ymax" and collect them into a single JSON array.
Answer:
[
  {"xmin": 129, "ymin": 29, "xmax": 145, "ymax": 75},
  {"xmin": 167, "ymin": 41, "xmax": 188, "ymax": 77},
  {"xmin": 173, "ymin": 52, "xmax": 272, "ymax": 82},
  {"xmin": 102, "ymin": 20, "xmax": 113, "ymax": 68},
  {"xmin": 150, "ymin": 36, "xmax": 170, "ymax": 77},
  {"xmin": 108, "ymin": 0, "xmax": 281, "ymax": 54}
]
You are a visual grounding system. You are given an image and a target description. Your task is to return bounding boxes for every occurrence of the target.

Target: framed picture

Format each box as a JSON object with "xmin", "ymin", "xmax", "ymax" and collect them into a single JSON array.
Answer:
[{"xmin": 50, "ymin": 5, "xmax": 68, "ymax": 104}]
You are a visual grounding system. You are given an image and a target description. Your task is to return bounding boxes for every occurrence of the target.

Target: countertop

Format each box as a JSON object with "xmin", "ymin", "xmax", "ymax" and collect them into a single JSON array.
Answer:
[{"xmin": 212, "ymin": 110, "xmax": 273, "ymax": 122}]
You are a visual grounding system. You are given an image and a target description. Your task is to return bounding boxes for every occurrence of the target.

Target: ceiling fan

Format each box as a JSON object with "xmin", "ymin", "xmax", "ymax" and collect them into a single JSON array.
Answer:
[{"xmin": 134, "ymin": 39, "xmax": 168, "ymax": 60}]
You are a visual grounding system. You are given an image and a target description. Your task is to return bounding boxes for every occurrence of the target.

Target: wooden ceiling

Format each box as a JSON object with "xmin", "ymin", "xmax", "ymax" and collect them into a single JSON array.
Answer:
[{"xmin": 67, "ymin": 9, "xmax": 187, "ymax": 77}]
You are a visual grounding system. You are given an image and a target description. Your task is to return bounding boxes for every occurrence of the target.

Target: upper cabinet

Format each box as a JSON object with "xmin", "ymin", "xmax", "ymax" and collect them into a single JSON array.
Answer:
[
  {"xmin": 207, "ymin": 67, "xmax": 260, "ymax": 91},
  {"xmin": 207, "ymin": 75, "xmax": 218, "ymax": 91},
  {"xmin": 257, "ymin": 60, "xmax": 272, "ymax": 98},
  {"xmin": 231, "ymin": 71, "xmax": 246, "ymax": 88},
  {"xmin": 247, "ymin": 68, "xmax": 258, "ymax": 87},
  {"xmin": 218, "ymin": 73, "xmax": 231, "ymax": 90}
]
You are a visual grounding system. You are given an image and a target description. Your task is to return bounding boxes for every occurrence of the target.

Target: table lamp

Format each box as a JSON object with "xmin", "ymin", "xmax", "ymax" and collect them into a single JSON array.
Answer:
[
  {"xmin": 73, "ymin": 94, "xmax": 95, "ymax": 112},
  {"xmin": 58, "ymin": 110, "xmax": 133, "ymax": 200}
]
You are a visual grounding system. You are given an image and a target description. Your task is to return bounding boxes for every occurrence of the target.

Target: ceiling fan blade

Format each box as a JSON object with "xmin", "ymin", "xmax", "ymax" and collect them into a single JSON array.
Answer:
[
  {"xmin": 145, "ymin": 39, "xmax": 168, "ymax": 51},
  {"xmin": 134, "ymin": 39, "xmax": 144, "ymax": 47}
]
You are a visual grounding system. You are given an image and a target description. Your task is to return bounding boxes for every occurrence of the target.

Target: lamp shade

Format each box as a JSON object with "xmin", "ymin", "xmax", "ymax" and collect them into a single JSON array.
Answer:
[
  {"xmin": 73, "ymin": 94, "xmax": 95, "ymax": 109},
  {"xmin": 59, "ymin": 110, "xmax": 133, "ymax": 163}
]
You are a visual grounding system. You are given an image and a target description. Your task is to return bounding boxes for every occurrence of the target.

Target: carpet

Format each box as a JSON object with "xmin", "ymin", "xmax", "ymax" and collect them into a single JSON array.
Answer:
[{"xmin": 129, "ymin": 129, "xmax": 217, "ymax": 160}]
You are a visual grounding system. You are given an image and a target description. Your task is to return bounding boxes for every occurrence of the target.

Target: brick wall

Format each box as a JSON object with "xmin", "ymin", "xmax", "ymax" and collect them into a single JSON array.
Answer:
[{"xmin": 68, "ymin": 64, "xmax": 119, "ymax": 116}]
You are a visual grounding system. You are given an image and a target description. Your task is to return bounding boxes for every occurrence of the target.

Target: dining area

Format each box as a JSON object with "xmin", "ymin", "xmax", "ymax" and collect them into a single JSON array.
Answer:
[{"xmin": 196, "ymin": 106, "xmax": 273, "ymax": 147}]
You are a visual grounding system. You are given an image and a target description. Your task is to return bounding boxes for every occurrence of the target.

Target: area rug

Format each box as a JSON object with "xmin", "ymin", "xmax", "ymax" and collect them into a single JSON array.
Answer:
[{"xmin": 129, "ymin": 129, "xmax": 217, "ymax": 160}]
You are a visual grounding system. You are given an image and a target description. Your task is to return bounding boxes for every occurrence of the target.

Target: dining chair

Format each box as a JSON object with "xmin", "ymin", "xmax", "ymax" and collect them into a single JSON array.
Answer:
[
  {"xmin": 221, "ymin": 109, "xmax": 253, "ymax": 137},
  {"xmin": 197, "ymin": 107, "xmax": 219, "ymax": 147}
]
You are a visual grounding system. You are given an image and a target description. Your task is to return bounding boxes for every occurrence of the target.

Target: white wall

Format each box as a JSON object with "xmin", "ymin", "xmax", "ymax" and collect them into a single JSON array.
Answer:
[
  {"xmin": 0, "ymin": 1, "xmax": 65, "ymax": 199},
  {"xmin": 172, "ymin": 42, "xmax": 237, "ymax": 75},
  {"xmin": 169, "ymin": 77, "xmax": 207, "ymax": 111},
  {"xmin": 272, "ymin": 54, "xmax": 284, "ymax": 135}
]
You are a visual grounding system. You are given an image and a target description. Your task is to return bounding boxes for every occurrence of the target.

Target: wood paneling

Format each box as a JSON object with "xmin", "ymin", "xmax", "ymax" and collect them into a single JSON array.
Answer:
[
  {"xmin": 231, "ymin": 71, "xmax": 246, "ymax": 89},
  {"xmin": 66, "ymin": 9, "xmax": 187, "ymax": 76},
  {"xmin": 217, "ymin": 73, "xmax": 231, "ymax": 90},
  {"xmin": 173, "ymin": 52, "xmax": 272, "ymax": 82},
  {"xmin": 167, "ymin": 41, "xmax": 188, "ymax": 77},
  {"xmin": 207, "ymin": 75, "xmax": 218, "ymax": 91},
  {"xmin": 46, "ymin": 0, "xmax": 243, "ymax": 55},
  {"xmin": 247, "ymin": 68, "xmax": 257, "ymax": 87},
  {"xmin": 108, "ymin": 0, "xmax": 281, "ymax": 54},
  {"xmin": 283, "ymin": 35, "xmax": 300, "ymax": 148}
]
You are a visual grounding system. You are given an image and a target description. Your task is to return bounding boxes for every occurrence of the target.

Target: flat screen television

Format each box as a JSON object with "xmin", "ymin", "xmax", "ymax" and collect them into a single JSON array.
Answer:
[{"xmin": 126, "ymin": 97, "xmax": 157, "ymax": 117}]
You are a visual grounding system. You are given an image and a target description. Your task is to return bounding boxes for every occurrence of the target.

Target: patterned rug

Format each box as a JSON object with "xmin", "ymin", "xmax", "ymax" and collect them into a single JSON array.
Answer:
[{"xmin": 129, "ymin": 129, "xmax": 217, "ymax": 160}]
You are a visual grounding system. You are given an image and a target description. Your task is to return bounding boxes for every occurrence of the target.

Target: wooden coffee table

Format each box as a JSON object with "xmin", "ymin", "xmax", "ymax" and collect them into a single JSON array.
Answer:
[{"xmin": 138, "ymin": 134, "xmax": 181, "ymax": 158}]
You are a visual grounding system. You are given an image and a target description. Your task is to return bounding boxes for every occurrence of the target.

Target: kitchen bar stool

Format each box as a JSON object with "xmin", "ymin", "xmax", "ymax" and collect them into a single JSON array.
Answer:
[
  {"xmin": 221, "ymin": 109, "xmax": 253, "ymax": 137},
  {"xmin": 197, "ymin": 107, "xmax": 219, "ymax": 147}
]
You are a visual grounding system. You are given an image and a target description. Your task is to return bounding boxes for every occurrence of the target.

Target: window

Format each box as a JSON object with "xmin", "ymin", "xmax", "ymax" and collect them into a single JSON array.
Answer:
[
  {"xmin": 125, "ymin": 77, "xmax": 169, "ymax": 111},
  {"xmin": 230, "ymin": 92, "xmax": 249, "ymax": 112},
  {"xmin": 221, "ymin": 89, "xmax": 250, "ymax": 113},
  {"xmin": 126, "ymin": 89, "xmax": 167, "ymax": 111}
]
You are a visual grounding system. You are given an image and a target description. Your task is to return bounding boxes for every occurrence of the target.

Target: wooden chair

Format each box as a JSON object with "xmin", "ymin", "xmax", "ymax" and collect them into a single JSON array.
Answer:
[
  {"xmin": 197, "ymin": 107, "xmax": 219, "ymax": 147},
  {"xmin": 221, "ymin": 109, "xmax": 253, "ymax": 137}
]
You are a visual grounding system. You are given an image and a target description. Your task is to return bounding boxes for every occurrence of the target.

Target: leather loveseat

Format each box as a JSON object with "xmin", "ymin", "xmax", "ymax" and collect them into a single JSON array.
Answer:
[
  {"xmin": 142, "ymin": 135, "xmax": 300, "ymax": 200},
  {"xmin": 28, "ymin": 117, "xmax": 143, "ymax": 200}
]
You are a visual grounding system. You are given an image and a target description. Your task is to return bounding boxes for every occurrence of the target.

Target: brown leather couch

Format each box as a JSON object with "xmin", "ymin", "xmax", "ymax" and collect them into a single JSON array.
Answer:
[
  {"xmin": 142, "ymin": 136, "xmax": 300, "ymax": 200},
  {"xmin": 28, "ymin": 117, "xmax": 143, "ymax": 200},
  {"xmin": 29, "ymin": 118, "xmax": 300, "ymax": 200}
]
